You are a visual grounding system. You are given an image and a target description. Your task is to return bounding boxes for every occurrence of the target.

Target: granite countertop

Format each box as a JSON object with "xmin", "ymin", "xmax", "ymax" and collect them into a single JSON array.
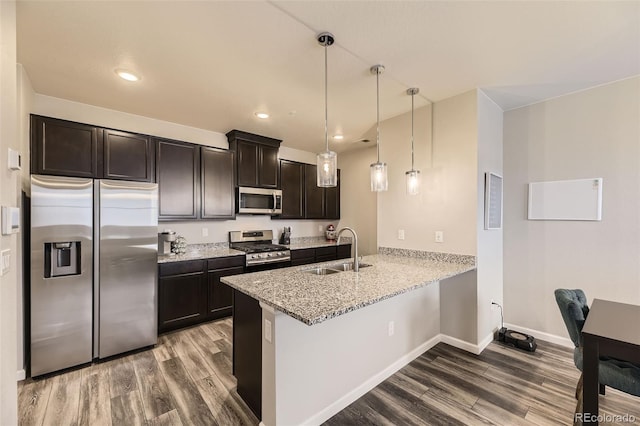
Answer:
[
  {"xmin": 157, "ymin": 237, "xmax": 352, "ymax": 263},
  {"xmin": 158, "ymin": 245, "xmax": 244, "ymax": 264},
  {"xmin": 286, "ymin": 239, "xmax": 351, "ymax": 250},
  {"xmin": 221, "ymin": 251, "xmax": 476, "ymax": 325}
]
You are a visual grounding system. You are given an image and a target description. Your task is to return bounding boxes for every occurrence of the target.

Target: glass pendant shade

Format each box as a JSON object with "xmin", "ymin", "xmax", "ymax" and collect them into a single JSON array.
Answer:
[
  {"xmin": 317, "ymin": 150, "xmax": 338, "ymax": 187},
  {"xmin": 406, "ymin": 170, "xmax": 420, "ymax": 195},
  {"xmin": 370, "ymin": 161, "xmax": 388, "ymax": 192}
]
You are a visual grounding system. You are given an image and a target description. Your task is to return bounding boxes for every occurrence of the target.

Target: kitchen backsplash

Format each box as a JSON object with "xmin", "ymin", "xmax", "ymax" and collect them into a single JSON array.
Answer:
[{"xmin": 159, "ymin": 216, "xmax": 339, "ymax": 245}]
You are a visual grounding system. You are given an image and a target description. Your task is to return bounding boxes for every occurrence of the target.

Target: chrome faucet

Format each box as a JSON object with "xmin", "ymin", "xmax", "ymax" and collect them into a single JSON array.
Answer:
[{"xmin": 337, "ymin": 227, "xmax": 359, "ymax": 272}]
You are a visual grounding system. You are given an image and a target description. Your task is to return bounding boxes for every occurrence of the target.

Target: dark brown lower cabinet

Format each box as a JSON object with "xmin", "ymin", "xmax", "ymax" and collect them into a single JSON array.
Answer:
[
  {"xmin": 233, "ymin": 290, "xmax": 262, "ymax": 418},
  {"xmin": 158, "ymin": 260, "xmax": 207, "ymax": 333},
  {"xmin": 208, "ymin": 266, "xmax": 244, "ymax": 320},
  {"xmin": 159, "ymin": 256, "xmax": 245, "ymax": 333},
  {"xmin": 290, "ymin": 244, "xmax": 352, "ymax": 266}
]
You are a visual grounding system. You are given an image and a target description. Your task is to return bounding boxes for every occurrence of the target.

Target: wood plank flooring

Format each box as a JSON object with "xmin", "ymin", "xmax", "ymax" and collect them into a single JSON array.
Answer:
[
  {"xmin": 18, "ymin": 318, "xmax": 258, "ymax": 426},
  {"xmin": 19, "ymin": 319, "xmax": 640, "ymax": 426},
  {"xmin": 325, "ymin": 340, "xmax": 640, "ymax": 426}
]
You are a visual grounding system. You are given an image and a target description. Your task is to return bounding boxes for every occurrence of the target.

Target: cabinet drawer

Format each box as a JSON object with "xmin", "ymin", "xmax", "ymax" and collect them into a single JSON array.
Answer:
[
  {"xmin": 316, "ymin": 246, "xmax": 337, "ymax": 258},
  {"xmin": 290, "ymin": 248, "xmax": 315, "ymax": 261},
  {"xmin": 207, "ymin": 256, "xmax": 245, "ymax": 271},
  {"xmin": 159, "ymin": 260, "xmax": 205, "ymax": 277}
]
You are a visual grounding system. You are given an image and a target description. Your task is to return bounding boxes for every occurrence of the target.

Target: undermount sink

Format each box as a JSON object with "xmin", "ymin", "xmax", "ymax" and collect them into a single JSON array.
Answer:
[
  {"xmin": 327, "ymin": 262, "xmax": 372, "ymax": 271},
  {"xmin": 304, "ymin": 267, "xmax": 341, "ymax": 276},
  {"xmin": 303, "ymin": 262, "xmax": 372, "ymax": 275}
]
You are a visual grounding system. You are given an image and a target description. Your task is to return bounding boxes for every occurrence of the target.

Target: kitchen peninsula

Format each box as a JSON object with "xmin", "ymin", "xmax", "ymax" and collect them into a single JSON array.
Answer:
[{"xmin": 222, "ymin": 249, "xmax": 476, "ymax": 425}]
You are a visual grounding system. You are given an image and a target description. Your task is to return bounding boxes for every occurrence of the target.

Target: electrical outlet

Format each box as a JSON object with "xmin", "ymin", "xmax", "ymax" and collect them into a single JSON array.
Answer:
[
  {"xmin": 202, "ymin": 227, "xmax": 209, "ymax": 237},
  {"xmin": 388, "ymin": 321, "xmax": 395, "ymax": 336},
  {"xmin": 397, "ymin": 229, "xmax": 405, "ymax": 240},
  {"xmin": 435, "ymin": 231, "xmax": 444, "ymax": 243},
  {"xmin": 318, "ymin": 225, "xmax": 323, "ymax": 232},
  {"xmin": 264, "ymin": 319, "xmax": 272, "ymax": 343}
]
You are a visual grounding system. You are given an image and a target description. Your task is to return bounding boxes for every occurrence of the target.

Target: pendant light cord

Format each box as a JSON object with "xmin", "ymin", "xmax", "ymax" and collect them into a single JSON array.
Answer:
[
  {"xmin": 411, "ymin": 91, "xmax": 415, "ymax": 171},
  {"xmin": 324, "ymin": 43, "xmax": 329, "ymax": 152},
  {"xmin": 376, "ymin": 68, "xmax": 380, "ymax": 163}
]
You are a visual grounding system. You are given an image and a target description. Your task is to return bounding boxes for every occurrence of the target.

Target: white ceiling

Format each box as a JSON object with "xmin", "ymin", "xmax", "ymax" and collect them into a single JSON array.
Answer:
[{"xmin": 16, "ymin": 1, "xmax": 640, "ymax": 153}]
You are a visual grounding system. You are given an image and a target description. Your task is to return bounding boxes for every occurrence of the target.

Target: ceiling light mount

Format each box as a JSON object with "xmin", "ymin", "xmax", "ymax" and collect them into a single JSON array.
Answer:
[{"xmin": 316, "ymin": 32, "xmax": 335, "ymax": 47}]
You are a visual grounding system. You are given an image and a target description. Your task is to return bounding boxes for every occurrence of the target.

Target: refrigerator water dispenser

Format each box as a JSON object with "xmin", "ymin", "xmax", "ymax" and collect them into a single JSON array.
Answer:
[{"xmin": 44, "ymin": 241, "xmax": 81, "ymax": 278}]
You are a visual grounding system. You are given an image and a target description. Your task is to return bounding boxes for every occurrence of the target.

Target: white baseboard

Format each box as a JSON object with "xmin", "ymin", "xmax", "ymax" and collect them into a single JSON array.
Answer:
[
  {"xmin": 503, "ymin": 322, "xmax": 573, "ymax": 348},
  {"xmin": 301, "ymin": 334, "xmax": 442, "ymax": 426},
  {"xmin": 17, "ymin": 369, "xmax": 25, "ymax": 381},
  {"xmin": 440, "ymin": 333, "xmax": 494, "ymax": 355}
]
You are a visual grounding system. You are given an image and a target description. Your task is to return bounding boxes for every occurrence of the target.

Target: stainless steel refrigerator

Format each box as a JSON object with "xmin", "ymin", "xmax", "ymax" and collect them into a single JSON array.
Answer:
[{"xmin": 30, "ymin": 175, "xmax": 158, "ymax": 376}]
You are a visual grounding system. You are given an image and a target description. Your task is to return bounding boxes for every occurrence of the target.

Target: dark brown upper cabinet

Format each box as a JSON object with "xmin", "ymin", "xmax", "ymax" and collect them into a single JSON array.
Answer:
[
  {"xmin": 324, "ymin": 169, "xmax": 340, "ymax": 220},
  {"xmin": 31, "ymin": 115, "xmax": 155, "ymax": 182},
  {"xmin": 304, "ymin": 164, "xmax": 325, "ymax": 219},
  {"xmin": 277, "ymin": 160, "xmax": 341, "ymax": 220},
  {"xmin": 156, "ymin": 138, "xmax": 199, "ymax": 220},
  {"xmin": 227, "ymin": 130, "xmax": 281, "ymax": 189},
  {"xmin": 31, "ymin": 115, "xmax": 100, "ymax": 178},
  {"xmin": 201, "ymin": 146, "xmax": 235, "ymax": 220},
  {"xmin": 279, "ymin": 160, "xmax": 305, "ymax": 219},
  {"xmin": 103, "ymin": 129, "xmax": 154, "ymax": 182}
]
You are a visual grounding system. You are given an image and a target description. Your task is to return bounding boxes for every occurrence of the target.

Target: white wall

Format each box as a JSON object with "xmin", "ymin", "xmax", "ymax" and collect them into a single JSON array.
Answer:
[
  {"xmin": 476, "ymin": 90, "xmax": 504, "ymax": 343},
  {"xmin": 16, "ymin": 65, "xmax": 34, "ymax": 380},
  {"xmin": 263, "ymin": 282, "xmax": 440, "ymax": 426},
  {"xmin": 337, "ymin": 146, "xmax": 377, "ymax": 255},
  {"xmin": 0, "ymin": 0, "xmax": 19, "ymax": 423},
  {"xmin": 503, "ymin": 76, "xmax": 640, "ymax": 339},
  {"xmin": 31, "ymin": 94, "xmax": 335, "ymax": 244},
  {"xmin": 376, "ymin": 93, "xmax": 478, "ymax": 255}
]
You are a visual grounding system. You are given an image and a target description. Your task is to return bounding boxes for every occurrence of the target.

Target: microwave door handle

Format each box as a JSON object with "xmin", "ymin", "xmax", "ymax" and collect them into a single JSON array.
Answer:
[{"xmin": 273, "ymin": 193, "xmax": 277, "ymax": 211}]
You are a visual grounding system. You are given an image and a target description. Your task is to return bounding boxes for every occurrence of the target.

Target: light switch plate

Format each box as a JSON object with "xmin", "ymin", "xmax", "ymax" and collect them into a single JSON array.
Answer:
[
  {"xmin": 0, "ymin": 249, "xmax": 10, "ymax": 276},
  {"xmin": 202, "ymin": 228, "xmax": 208, "ymax": 237},
  {"xmin": 435, "ymin": 231, "xmax": 444, "ymax": 243}
]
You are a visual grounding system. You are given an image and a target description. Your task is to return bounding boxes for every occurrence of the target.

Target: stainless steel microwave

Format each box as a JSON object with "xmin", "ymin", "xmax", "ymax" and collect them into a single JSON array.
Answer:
[{"xmin": 237, "ymin": 187, "xmax": 282, "ymax": 215}]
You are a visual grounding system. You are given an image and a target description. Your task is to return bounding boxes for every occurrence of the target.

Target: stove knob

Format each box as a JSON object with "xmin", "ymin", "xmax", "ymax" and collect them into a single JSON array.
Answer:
[{"xmin": 267, "ymin": 253, "xmax": 273, "ymax": 257}]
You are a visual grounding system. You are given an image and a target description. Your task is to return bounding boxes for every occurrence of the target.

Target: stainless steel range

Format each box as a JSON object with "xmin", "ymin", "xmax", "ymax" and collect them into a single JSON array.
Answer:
[{"xmin": 230, "ymin": 230, "xmax": 291, "ymax": 268}]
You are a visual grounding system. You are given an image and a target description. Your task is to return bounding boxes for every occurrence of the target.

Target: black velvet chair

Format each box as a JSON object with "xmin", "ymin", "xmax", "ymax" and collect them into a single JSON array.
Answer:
[{"xmin": 554, "ymin": 288, "xmax": 640, "ymax": 421}]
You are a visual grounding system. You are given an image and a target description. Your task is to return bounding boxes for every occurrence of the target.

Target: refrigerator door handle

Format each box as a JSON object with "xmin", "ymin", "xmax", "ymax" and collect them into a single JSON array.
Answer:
[{"xmin": 93, "ymin": 182, "xmax": 100, "ymax": 359}]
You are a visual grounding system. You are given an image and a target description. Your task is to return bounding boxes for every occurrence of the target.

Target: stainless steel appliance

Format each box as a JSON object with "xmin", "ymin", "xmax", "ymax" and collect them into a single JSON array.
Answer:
[
  {"xmin": 229, "ymin": 230, "xmax": 290, "ymax": 270},
  {"xmin": 30, "ymin": 175, "xmax": 158, "ymax": 376},
  {"xmin": 237, "ymin": 187, "xmax": 282, "ymax": 215},
  {"xmin": 158, "ymin": 230, "xmax": 176, "ymax": 256}
]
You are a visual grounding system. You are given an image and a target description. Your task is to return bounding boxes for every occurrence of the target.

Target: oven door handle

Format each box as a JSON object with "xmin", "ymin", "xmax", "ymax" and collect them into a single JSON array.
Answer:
[{"xmin": 247, "ymin": 256, "xmax": 291, "ymax": 266}]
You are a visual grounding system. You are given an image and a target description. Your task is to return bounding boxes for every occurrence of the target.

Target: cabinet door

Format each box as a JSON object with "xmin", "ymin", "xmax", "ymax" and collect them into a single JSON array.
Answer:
[
  {"xmin": 31, "ymin": 115, "xmax": 99, "ymax": 178},
  {"xmin": 156, "ymin": 139, "xmax": 199, "ymax": 220},
  {"xmin": 259, "ymin": 145, "xmax": 279, "ymax": 188},
  {"xmin": 103, "ymin": 129, "xmax": 154, "ymax": 182},
  {"xmin": 201, "ymin": 147, "xmax": 235, "ymax": 219},
  {"xmin": 279, "ymin": 160, "xmax": 304, "ymax": 219},
  {"xmin": 208, "ymin": 266, "xmax": 244, "ymax": 320},
  {"xmin": 324, "ymin": 169, "xmax": 340, "ymax": 219},
  {"xmin": 237, "ymin": 141, "xmax": 259, "ymax": 187},
  {"xmin": 158, "ymin": 272, "xmax": 207, "ymax": 332},
  {"xmin": 304, "ymin": 164, "xmax": 324, "ymax": 219}
]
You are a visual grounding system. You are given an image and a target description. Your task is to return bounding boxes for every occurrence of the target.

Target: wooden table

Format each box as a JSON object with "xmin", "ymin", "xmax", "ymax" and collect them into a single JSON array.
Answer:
[{"xmin": 582, "ymin": 299, "xmax": 640, "ymax": 424}]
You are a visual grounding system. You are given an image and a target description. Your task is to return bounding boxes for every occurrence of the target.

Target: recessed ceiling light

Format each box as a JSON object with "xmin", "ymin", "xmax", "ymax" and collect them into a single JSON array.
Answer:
[
  {"xmin": 332, "ymin": 134, "xmax": 344, "ymax": 140},
  {"xmin": 116, "ymin": 69, "xmax": 140, "ymax": 82},
  {"xmin": 255, "ymin": 112, "xmax": 270, "ymax": 119}
]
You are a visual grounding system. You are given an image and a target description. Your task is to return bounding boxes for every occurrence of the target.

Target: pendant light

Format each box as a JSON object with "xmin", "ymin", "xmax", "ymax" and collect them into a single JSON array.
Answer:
[
  {"xmin": 370, "ymin": 65, "xmax": 388, "ymax": 192},
  {"xmin": 316, "ymin": 32, "xmax": 338, "ymax": 187},
  {"xmin": 405, "ymin": 88, "xmax": 420, "ymax": 195}
]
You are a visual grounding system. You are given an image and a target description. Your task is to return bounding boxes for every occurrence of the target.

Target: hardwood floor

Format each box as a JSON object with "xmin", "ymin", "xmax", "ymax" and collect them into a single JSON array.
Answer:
[
  {"xmin": 325, "ymin": 340, "xmax": 640, "ymax": 426},
  {"xmin": 18, "ymin": 318, "xmax": 258, "ymax": 426},
  {"xmin": 19, "ymin": 320, "xmax": 640, "ymax": 426}
]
